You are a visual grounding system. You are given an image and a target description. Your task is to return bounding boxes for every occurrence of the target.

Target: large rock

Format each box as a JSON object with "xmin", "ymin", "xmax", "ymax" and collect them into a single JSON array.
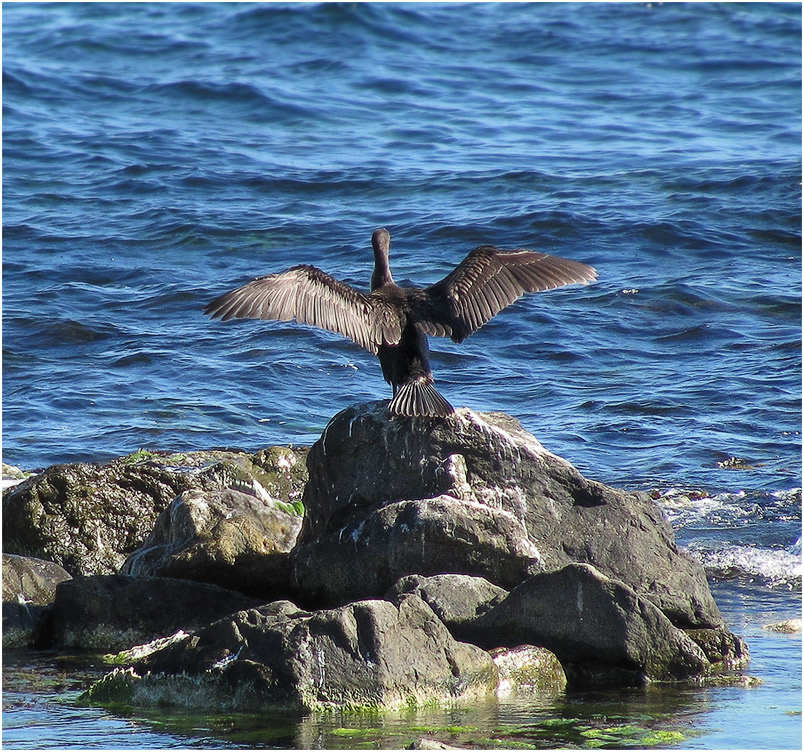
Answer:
[
  {"xmin": 386, "ymin": 574, "xmax": 508, "ymax": 642},
  {"xmin": 294, "ymin": 495, "xmax": 540, "ymax": 605},
  {"xmin": 2, "ymin": 553, "xmax": 72, "ymax": 647},
  {"xmin": 84, "ymin": 596, "xmax": 497, "ymax": 712},
  {"xmin": 291, "ymin": 402, "xmax": 722, "ymax": 629},
  {"xmin": 41, "ymin": 574, "xmax": 258, "ymax": 651},
  {"xmin": 2, "ymin": 447, "xmax": 308, "ymax": 577},
  {"xmin": 472, "ymin": 563, "xmax": 710, "ymax": 687},
  {"xmin": 120, "ymin": 488, "xmax": 302, "ymax": 599}
]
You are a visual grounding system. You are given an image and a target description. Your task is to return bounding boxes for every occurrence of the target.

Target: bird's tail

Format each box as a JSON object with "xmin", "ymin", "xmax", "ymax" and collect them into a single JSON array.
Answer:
[{"xmin": 389, "ymin": 378, "xmax": 455, "ymax": 418}]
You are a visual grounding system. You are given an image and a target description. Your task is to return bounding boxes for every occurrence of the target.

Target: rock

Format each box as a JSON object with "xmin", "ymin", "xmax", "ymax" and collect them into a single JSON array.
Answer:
[
  {"xmin": 762, "ymin": 618, "xmax": 802, "ymax": 633},
  {"xmin": 291, "ymin": 402, "xmax": 722, "ymax": 629},
  {"xmin": 2, "ymin": 553, "xmax": 72, "ymax": 647},
  {"xmin": 2, "ymin": 463, "xmax": 30, "ymax": 490},
  {"xmin": 407, "ymin": 740, "xmax": 459, "ymax": 750},
  {"xmin": 491, "ymin": 645, "xmax": 567, "ymax": 696},
  {"xmin": 685, "ymin": 627, "xmax": 750, "ymax": 669},
  {"xmin": 41, "ymin": 574, "xmax": 259, "ymax": 651},
  {"xmin": 83, "ymin": 595, "xmax": 497, "ymax": 712},
  {"xmin": 2, "ymin": 447, "xmax": 308, "ymax": 577},
  {"xmin": 295, "ymin": 495, "xmax": 540, "ymax": 606},
  {"xmin": 120, "ymin": 488, "xmax": 302, "ymax": 599},
  {"xmin": 472, "ymin": 563, "xmax": 710, "ymax": 687},
  {"xmin": 386, "ymin": 574, "xmax": 508, "ymax": 641}
]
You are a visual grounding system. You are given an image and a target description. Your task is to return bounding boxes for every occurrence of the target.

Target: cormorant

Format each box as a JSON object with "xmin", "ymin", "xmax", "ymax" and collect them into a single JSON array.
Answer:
[{"xmin": 204, "ymin": 228, "xmax": 597, "ymax": 417}]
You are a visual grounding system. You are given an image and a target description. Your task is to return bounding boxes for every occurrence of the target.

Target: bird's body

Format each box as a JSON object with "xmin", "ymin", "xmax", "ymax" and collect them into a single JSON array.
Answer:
[{"xmin": 204, "ymin": 228, "xmax": 597, "ymax": 417}]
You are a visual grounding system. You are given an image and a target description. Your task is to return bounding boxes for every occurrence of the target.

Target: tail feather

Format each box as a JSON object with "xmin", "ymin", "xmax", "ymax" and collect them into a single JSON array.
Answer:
[{"xmin": 389, "ymin": 379, "xmax": 454, "ymax": 418}]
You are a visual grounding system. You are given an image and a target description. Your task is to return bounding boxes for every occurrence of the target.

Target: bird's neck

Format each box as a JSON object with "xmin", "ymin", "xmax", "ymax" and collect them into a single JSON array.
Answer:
[{"xmin": 371, "ymin": 250, "xmax": 395, "ymax": 291}]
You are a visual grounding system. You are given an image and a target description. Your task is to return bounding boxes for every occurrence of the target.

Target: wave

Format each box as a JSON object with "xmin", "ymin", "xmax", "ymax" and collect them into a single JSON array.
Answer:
[
  {"xmin": 655, "ymin": 488, "xmax": 802, "ymax": 590},
  {"xmin": 657, "ymin": 487, "xmax": 802, "ymax": 528},
  {"xmin": 686, "ymin": 539, "xmax": 802, "ymax": 591}
]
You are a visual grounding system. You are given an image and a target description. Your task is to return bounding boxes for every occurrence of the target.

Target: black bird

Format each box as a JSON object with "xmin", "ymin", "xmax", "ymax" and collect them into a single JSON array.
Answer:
[{"xmin": 204, "ymin": 228, "xmax": 597, "ymax": 417}]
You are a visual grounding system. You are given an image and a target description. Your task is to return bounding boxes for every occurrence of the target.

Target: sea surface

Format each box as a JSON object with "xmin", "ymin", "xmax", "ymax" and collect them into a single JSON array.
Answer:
[{"xmin": 1, "ymin": 2, "xmax": 801, "ymax": 749}]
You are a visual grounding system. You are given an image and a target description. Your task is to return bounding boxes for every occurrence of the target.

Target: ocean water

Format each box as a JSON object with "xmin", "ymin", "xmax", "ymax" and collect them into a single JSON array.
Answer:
[{"xmin": 1, "ymin": 2, "xmax": 801, "ymax": 749}]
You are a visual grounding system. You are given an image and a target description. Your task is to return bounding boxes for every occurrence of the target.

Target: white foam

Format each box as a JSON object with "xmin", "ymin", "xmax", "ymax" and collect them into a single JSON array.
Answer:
[{"xmin": 686, "ymin": 540, "xmax": 802, "ymax": 590}]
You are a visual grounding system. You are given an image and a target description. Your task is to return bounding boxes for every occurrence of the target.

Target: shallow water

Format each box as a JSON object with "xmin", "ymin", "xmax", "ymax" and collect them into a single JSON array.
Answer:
[{"xmin": 2, "ymin": 2, "xmax": 801, "ymax": 749}]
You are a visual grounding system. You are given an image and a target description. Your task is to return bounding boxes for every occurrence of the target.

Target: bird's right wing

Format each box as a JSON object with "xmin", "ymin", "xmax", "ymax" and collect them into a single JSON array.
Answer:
[{"xmin": 204, "ymin": 264, "xmax": 401, "ymax": 354}]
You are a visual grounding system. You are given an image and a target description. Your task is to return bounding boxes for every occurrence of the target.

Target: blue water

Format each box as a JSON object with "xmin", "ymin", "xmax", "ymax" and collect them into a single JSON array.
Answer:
[{"xmin": 2, "ymin": 2, "xmax": 801, "ymax": 749}]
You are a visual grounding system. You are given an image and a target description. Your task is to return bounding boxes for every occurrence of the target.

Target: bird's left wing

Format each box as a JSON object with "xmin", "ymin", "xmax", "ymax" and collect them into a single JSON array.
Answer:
[
  {"xmin": 204, "ymin": 264, "xmax": 401, "ymax": 354},
  {"xmin": 419, "ymin": 246, "xmax": 597, "ymax": 343}
]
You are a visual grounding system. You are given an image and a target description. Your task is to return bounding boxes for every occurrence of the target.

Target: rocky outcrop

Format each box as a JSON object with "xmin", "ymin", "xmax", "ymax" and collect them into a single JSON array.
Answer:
[
  {"xmin": 291, "ymin": 402, "xmax": 722, "ymax": 630},
  {"xmin": 470, "ymin": 563, "xmax": 710, "ymax": 686},
  {"xmin": 84, "ymin": 596, "xmax": 497, "ymax": 712},
  {"xmin": 41, "ymin": 574, "xmax": 258, "ymax": 651},
  {"xmin": 2, "ymin": 553, "xmax": 71, "ymax": 647},
  {"xmin": 120, "ymin": 488, "xmax": 302, "ymax": 599},
  {"xmin": 9, "ymin": 401, "xmax": 749, "ymax": 708},
  {"xmin": 2, "ymin": 447, "xmax": 308, "ymax": 577}
]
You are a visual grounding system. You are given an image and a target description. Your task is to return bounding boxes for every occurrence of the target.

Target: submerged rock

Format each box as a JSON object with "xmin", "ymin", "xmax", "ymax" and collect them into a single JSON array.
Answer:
[
  {"xmin": 84, "ymin": 596, "xmax": 497, "ymax": 712},
  {"xmin": 407, "ymin": 740, "xmax": 460, "ymax": 750},
  {"xmin": 762, "ymin": 618, "xmax": 802, "ymax": 634},
  {"xmin": 291, "ymin": 402, "xmax": 722, "ymax": 630},
  {"xmin": 2, "ymin": 447, "xmax": 308, "ymax": 577},
  {"xmin": 120, "ymin": 488, "xmax": 302, "ymax": 599},
  {"xmin": 41, "ymin": 574, "xmax": 258, "ymax": 651},
  {"xmin": 472, "ymin": 563, "xmax": 710, "ymax": 687},
  {"xmin": 2, "ymin": 553, "xmax": 72, "ymax": 647}
]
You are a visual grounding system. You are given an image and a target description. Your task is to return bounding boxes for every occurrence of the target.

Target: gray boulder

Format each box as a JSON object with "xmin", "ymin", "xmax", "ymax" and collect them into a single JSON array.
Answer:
[
  {"xmin": 84, "ymin": 595, "xmax": 497, "ymax": 712},
  {"xmin": 2, "ymin": 447, "xmax": 308, "ymax": 577},
  {"xmin": 472, "ymin": 563, "xmax": 710, "ymax": 686},
  {"xmin": 386, "ymin": 574, "xmax": 508, "ymax": 641},
  {"xmin": 2, "ymin": 553, "xmax": 72, "ymax": 647},
  {"xmin": 294, "ymin": 495, "xmax": 540, "ymax": 606},
  {"xmin": 42, "ymin": 574, "xmax": 258, "ymax": 651},
  {"xmin": 121, "ymin": 488, "xmax": 302, "ymax": 599},
  {"xmin": 291, "ymin": 402, "xmax": 722, "ymax": 629}
]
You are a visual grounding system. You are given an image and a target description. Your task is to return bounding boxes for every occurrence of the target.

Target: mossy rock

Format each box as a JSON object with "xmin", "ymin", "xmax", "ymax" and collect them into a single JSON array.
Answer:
[{"xmin": 2, "ymin": 447, "xmax": 308, "ymax": 577}]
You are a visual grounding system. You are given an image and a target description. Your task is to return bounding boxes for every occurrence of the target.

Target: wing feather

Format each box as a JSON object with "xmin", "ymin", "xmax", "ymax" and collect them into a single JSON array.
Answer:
[
  {"xmin": 204, "ymin": 264, "xmax": 401, "ymax": 353},
  {"xmin": 421, "ymin": 246, "xmax": 597, "ymax": 343}
]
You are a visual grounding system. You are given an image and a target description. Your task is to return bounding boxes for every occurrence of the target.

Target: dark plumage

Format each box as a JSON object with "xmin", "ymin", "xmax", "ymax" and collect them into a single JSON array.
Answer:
[{"xmin": 204, "ymin": 228, "xmax": 597, "ymax": 417}]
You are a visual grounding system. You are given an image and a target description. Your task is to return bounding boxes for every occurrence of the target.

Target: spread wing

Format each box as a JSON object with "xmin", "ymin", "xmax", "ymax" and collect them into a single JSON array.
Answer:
[
  {"xmin": 204, "ymin": 265, "xmax": 402, "ymax": 354},
  {"xmin": 419, "ymin": 246, "xmax": 597, "ymax": 343}
]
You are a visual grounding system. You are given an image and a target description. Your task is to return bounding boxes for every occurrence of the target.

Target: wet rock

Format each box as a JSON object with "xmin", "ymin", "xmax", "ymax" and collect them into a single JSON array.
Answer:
[
  {"xmin": 685, "ymin": 626, "xmax": 750, "ymax": 669},
  {"xmin": 472, "ymin": 563, "xmax": 710, "ymax": 687},
  {"xmin": 2, "ymin": 447, "xmax": 308, "ymax": 577},
  {"xmin": 41, "ymin": 574, "xmax": 258, "ymax": 651},
  {"xmin": 2, "ymin": 553, "xmax": 72, "ymax": 647},
  {"xmin": 491, "ymin": 645, "xmax": 567, "ymax": 696},
  {"xmin": 386, "ymin": 574, "xmax": 508, "ymax": 641},
  {"xmin": 84, "ymin": 595, "xmax": 497, "ymax": 712},
  {"xmin": 120, "ymin": 488, "xmax": 302, "ymax": 599},
  {"xmin": 291, "ymin": 402, "xmax": 722, "ymax": 629}
]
